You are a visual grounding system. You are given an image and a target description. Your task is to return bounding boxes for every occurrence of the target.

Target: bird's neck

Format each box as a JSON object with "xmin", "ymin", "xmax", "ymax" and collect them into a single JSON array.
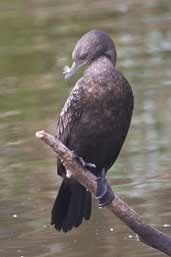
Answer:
[
  {"xmin": 84, "ymin": 55, "xmax": 115, "ymax": 80},
  {"xmin": 86, "ymin": 55, "xmax": 114, "ymax": 71},
  {"xmin": 104, "ymin": 49, "xmax": 117, "ymax": 67}
]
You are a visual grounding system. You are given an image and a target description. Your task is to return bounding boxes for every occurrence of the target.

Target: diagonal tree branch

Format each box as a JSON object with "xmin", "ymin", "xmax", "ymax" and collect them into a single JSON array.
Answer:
[{"xmin": 35, "ymin": 130, "xmax": 171, "ymax": 256}]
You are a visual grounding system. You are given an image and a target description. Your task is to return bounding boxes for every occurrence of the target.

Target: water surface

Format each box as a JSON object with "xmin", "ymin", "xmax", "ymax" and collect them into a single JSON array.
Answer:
[{"xmin": 0, "ymin": 1, "xmax": 171, "ymax": 257}]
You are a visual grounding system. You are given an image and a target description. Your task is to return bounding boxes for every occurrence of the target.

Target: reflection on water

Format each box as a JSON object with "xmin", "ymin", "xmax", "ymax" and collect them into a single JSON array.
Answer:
[{"xmin": 0, "ymin": 0, "xmax": 171, "ymax": 257}]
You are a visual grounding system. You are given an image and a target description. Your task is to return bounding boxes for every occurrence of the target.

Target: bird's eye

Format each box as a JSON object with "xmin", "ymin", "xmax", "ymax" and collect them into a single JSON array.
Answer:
[{"xmin": 79, "ymin": 53, "xmax": 88, "ymax": 60}]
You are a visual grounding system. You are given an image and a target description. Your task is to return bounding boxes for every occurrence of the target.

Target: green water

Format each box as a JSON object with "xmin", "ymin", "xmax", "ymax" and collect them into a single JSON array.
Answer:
[{"xmin": 0, "ymin": 0, "xmax": 171, "ymax": 257}]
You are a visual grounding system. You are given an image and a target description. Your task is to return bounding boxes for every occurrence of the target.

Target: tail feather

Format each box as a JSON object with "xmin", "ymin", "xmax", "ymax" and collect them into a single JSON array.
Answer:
[
  {"xmin": 83, "ymin": 190, "xmax": 91, "ymax": 220},
  {"xmin": 51, "ymin": 178, "xmax": 91, "ymax": 232},
  {"xmin": 62, "ymin": 186, "xmax": 84, "ymax": 231},
  {"xmin": 51, "ymin": 179, "xmax": 71, "ymax": 231}
]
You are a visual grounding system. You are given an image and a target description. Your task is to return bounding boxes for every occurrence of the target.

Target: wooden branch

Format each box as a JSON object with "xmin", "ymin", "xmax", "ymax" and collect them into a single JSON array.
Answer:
[{"xmin": 35, "ymin": 130, "xmax": 171, "ymax": 256}]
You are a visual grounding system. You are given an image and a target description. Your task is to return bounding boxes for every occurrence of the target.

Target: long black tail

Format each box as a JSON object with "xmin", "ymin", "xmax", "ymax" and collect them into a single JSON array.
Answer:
[{"xmin": 51, "ymin": 178, "xmax": 91, "ymax": 232}]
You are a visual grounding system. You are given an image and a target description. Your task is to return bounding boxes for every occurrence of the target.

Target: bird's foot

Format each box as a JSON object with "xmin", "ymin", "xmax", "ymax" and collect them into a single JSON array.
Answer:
[
  {"xmin": 71, "ymin": 151, "xmax": 96, "ymax": 169},
  {"xmin": 96, "ymin": 168, "xmax": 114, "ymax": 207}
]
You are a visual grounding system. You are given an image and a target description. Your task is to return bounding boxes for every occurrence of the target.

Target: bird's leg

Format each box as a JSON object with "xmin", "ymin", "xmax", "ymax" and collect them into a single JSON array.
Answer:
[
  {"xmin": 71, "ymin": 151, "xmax": 96, "ymax": 169},
  {"xmin": 96, "ymin": 168, "xmax": 115, "ymax": 207}
]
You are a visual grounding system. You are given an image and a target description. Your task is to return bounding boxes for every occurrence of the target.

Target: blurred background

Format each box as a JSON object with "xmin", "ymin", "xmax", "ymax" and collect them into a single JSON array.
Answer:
[{"xmin": 0, "ymin": 0, "xmax": 171, "ymax": 257}]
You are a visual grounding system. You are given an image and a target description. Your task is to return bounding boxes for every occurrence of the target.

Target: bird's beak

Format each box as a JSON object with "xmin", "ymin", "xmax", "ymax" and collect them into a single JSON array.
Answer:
[{"xmin": 63, "ymin": 61, "xmax": 80, "ymax": 80}]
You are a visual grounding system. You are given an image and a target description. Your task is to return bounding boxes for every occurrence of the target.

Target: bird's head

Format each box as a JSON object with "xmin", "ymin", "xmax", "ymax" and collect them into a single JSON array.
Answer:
[{"xmin": 63, "ymin": 30, "xmax": 117, "ymax": 80}]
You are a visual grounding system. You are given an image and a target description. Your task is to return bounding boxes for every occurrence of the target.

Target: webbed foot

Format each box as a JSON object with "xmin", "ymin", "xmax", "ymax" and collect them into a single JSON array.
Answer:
[
  {"xmin": 71, "ymin": 151, "xmax": 96, "ymax": 169},
  {"xmin": 96, "ymin": 168, "xmax": 114, "ymax": 207}
]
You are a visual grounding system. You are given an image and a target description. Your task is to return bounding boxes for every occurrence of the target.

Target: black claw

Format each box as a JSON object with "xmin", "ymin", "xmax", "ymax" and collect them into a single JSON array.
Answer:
[
  {"xmin": 84, "ymin": 162, "xmax": 96, "ymax": 169},
  {"xmin": 71, "ymin": 151, "xmax": 96, "ymax": 169},
  {"xmin": 96, "ymin": 168, "xmax": 114, "ymax": 207}
]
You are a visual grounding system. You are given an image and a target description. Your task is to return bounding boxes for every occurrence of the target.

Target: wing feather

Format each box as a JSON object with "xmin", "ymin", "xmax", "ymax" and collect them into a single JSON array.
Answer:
[{"xmin": 56, "ymin": 79, "xmax": 84, "ymax": 175}]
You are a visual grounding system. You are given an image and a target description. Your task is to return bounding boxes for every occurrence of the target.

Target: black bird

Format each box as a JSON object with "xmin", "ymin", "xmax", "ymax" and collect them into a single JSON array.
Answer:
[{"xmin": 51, "ymin": 30, "xmax": 134, "ymax": 232}]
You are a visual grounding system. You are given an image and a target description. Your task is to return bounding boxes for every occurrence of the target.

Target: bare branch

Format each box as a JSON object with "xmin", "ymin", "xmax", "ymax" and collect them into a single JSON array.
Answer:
[{"xmin": 35, "ymin": 130, "xmax": 171, "ymax": 256}]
